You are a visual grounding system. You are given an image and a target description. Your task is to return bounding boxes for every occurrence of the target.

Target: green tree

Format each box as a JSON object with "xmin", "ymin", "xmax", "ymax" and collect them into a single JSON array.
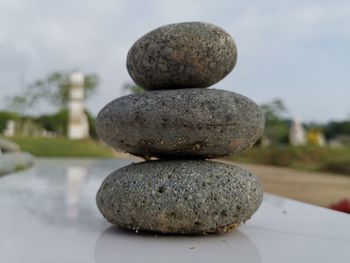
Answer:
[
  {"xmin": 260, "ymin": 99, "xmax": 287, "ymax": 122},
  {"xmin": 0, "ymin": 111, "xmax": 19, "ymax": 133},
  {"xmin": 35, "ymin": 109, "xmax": 97, "ymax": 138},
  {"xmin": 35, "ymin": 109, "xmax": 69, "ymax": 136},
  {"xmin": 260, "ymin": 99, "xmax": 290, "ymax": 145},
  {"xmin": 122, "ymin": 83, "xmax": 144, "ymax": 94},
  {"xmin": 323, "ymin": 121, "xmax": 350, "ymax": 140},
  {"xmin": 6, "ymin": 71, "xmax": 99, "ymax": 113}
]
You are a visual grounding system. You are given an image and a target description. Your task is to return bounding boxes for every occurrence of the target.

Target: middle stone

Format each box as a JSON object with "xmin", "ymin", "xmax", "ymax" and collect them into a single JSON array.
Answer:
[{"xmin": 97, "ymin": 88, "xmax": 264, "ymax": 159}]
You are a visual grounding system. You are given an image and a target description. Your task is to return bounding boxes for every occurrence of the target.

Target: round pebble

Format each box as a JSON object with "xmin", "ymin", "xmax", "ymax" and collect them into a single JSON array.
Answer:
[
  {"xmin": 127, "ymin": 22, "xmax": 237, "ymax": 90},
  {"xmin": 96, "ymin": 160, "xmax": 263, "ymax": 234},
  {"xmin": 96, "ymin": 88, "xmax": 264, "ymax": 159},
  {"xmin": 0, "ymin": 152, "xmax": 34, "ymax": 176},
  {"xmin": 0, "ymin": 139, "xmax": 20, "ymax": 153}
]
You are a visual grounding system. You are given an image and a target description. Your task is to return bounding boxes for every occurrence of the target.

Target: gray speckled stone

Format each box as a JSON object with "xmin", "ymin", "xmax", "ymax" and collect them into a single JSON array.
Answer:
[
  {"xmin": 96, "ymin": 160, "xmax": 263, "ymax": 234},
  {"xmin": 96, "ymin": 88, "xmax": 264, "ymax": 159},
  {"xmin": 127, "ymin": 22, "xmax": 237, "ymax": 90}
]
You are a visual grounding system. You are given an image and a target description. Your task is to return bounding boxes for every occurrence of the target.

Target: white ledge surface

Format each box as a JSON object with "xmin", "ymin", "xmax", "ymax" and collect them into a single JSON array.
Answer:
[{"xmin": 0, "ymin": 158, "xmax": 349, "ymax": 263}]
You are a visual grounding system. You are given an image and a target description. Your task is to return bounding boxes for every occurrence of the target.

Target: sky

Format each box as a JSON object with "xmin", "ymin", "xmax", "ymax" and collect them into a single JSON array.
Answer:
[{"xmin": 0, "ymin": 0, "xmax": 349, "ymax": 123}]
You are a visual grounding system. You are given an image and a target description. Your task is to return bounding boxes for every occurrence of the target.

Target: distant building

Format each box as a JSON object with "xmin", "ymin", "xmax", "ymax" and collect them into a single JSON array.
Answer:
[
  {"xmin": 289, "ymin": 119, "xmax": 306, "ymax": 146},
  {"xmin": 316, "ymin": 132, "xmax": 326, "ymax": 146},
  {"xmin": 3, "ymin": 120, "xmax": 16, "ymax": 137},
  {"xmin": 329, "ymin": 134, "xmax": 350, "ymax": 148},
  {"xmin": 68, "ymin": 72, "xmax": 89, "ymax": 140},
  {"xmin": 306, "ymin": 130, "xmax": 327, "ymax": 146}
]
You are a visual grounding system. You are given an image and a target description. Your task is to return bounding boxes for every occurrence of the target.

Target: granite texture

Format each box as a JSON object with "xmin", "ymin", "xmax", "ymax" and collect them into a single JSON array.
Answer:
[
  {"xmin": 127, "ymin": 22, "xmax": 237, "ymax": 90},
  {"xmin": 96, "ymin": 160, "xmax": 263, "ymax": 234},
  {"xmin": 96, "ymin": 88, "xmax": 264, "ymax": 159}
]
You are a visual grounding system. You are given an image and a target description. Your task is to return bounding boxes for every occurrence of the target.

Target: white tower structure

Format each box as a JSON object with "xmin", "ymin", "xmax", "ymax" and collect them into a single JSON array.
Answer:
[
  {"xmin": 3, "ymin": 120, "xmax": 16, "ymax": 137},
  {"xmin": 68, "ymin": 72, "xmax": 89, "ymax": 140},
  {"xmin": 289, "ymin": 119, "xmax": 306, "ymax": 146}
]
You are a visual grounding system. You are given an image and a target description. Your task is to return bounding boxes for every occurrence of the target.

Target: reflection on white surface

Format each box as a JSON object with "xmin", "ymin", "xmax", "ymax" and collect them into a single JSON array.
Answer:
[
  {"xmin": 66, "ymin": 166, "xmax": 87, "ymax": 219},
  {"xmin": 95, "ymin": 227, "xmax": 261, "ymax": 263},
  {"xmin": 0, "ymin": 158, "xmax": 349, "ymax": 263}
]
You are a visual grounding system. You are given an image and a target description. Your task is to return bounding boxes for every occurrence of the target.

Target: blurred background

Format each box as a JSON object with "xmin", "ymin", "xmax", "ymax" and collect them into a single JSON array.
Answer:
[{"xmin": 0, "ymin": 0, "xmax": 349, "ymax": 212}]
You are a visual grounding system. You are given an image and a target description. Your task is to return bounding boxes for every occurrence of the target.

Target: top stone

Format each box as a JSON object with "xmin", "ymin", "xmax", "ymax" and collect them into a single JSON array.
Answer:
[{"xmin": 127, "ymin": 22, "xmax": 237, "ymax": 90}]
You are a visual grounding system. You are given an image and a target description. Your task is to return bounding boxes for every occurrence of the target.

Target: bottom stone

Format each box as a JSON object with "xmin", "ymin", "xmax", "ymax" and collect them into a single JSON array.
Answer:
[{"xmin": 96, "ymin": 160, "xmax": 263, "ymax": 234}]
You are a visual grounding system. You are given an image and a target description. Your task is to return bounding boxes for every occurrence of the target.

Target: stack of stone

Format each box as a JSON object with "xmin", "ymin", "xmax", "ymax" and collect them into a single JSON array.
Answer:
[{"xmin": 96, "ymin": 22, "xmax": 265, "ymax": 234}]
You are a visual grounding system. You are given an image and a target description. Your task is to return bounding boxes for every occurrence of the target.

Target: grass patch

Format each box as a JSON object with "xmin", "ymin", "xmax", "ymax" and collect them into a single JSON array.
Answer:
[
  {"xmin": 226, "ymin": 145, "xmax": 350, "ymax": 176},
  {"xmin": 322, "ymin": 157, "xmax": 350, "ymax": 175},
  {"xmin": 15, "ymin": 164, "xmax": 27, "ymax": 171},
  {"xmin": 9, "ymin": 137, "xmax": 114, "ymax": 158}
]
